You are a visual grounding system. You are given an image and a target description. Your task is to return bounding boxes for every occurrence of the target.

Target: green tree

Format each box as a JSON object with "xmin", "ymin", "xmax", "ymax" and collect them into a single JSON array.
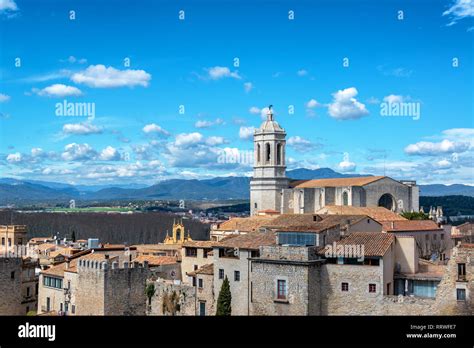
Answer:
[
  {"xmin": 71, "ymin": 230, "xmax": 76, "ymax": 242},
  {"xmin": 145, "ymin": 283, "xmax": 156, "ymax": 306},
  {"xmin": 400, "ymin": 211, "xmax": 429, "ymax": 220},
  {"xmin": 216, "ymin": 276, "xmax": 232, "ymax": 316}
]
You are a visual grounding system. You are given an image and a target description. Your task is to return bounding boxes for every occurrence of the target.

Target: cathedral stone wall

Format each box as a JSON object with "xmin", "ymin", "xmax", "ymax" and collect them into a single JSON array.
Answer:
[{"xmin": 364, "ymin": 178, "xmax": 410, "ymax": 212}]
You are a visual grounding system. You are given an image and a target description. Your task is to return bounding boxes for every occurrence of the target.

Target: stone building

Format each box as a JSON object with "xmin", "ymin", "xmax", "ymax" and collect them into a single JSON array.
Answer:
[
  {"xmin": 250, "ymin": 108, "xmax": 419, "ymax": 215},
  {"xmin": 187, "ymin": 263, "xmax": 215, "ymax": 315},
  {"xmin": 21, "ymin": 257, "xmax": 39, "ymax": 314},
  {"xmin": 181, "ymin": 240, "xmax": 214, "ymax": 282},
  {"xmin": 211, "ymin": 212, "xmax": 382, "ymax": 242},
  {"xmin": 0, "ymin": 225, "xmax": 27, "ymax": 251},
  {"xmin": 381, "ymin": 220, "xmax": 451, "ymax": 260},
  {"xmin": 147, "ymin": 278, "xmax": 196, "ymax": 316},
  {"xmin": 213, "ymin": 231, "xmax": 276, "ymax": 315},
  {"xmin": 0, "ymin": 257, "xmax": 23, "ymax": 315},
  {"xmin": 37, "ymin": 246, "xmax": 148, "ymax": 316},
  {"xmin": 132, "ymin": 255, "xmax": 180, "ymax": 281}
]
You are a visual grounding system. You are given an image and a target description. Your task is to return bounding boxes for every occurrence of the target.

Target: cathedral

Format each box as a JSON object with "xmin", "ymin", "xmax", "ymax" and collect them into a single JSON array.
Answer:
[{"xmin": 250, "ymin": 107, "xmax": 419, "ymax": 216}]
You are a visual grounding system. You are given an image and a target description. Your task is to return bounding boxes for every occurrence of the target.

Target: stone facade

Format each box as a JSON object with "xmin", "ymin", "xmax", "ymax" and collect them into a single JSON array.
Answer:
[
  {"xmin": 147, "ymin": 279, "xmax": 196, "ymax": 316},
  {"xmin": 250, "ymin": 246, "xmax": 323, "ymax": 315},
  {"xmin": 0, "ymin": 257, "xmax": 23, "ymax": 315},
  {"xmin": 75, "ymin": 259, "xmax": 150, "ymax": 315}
]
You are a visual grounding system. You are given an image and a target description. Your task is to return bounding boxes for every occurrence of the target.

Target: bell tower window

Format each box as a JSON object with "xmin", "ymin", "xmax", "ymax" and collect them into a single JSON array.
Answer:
[
  {"xmin": 276, "ymin": 143, "xmax": 282, "ymax": 165},
  {"xmin": 265, "ymin": 143, "xmax": 271, "ymax": 162},
  {"xmin": 257, "ymin": 144, "xmax": 261, "ymax": 164}
]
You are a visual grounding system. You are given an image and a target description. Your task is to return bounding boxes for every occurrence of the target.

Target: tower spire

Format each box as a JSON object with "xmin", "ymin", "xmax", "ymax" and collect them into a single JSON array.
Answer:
[{"xmin": 267, "ymin": 105, "xmax": 274, "ymax": 121}]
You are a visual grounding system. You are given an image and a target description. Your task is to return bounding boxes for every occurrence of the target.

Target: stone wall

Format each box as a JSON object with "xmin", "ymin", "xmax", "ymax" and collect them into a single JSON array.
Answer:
[
  {"xmin": 195, "ymin": 273, "xmax": 215, "ymax": 315},
  {"xmin": 147, "ymin": 279, "xmax": 196, "ymax": 316},
  {"xmin": 364, "ymin": 177, "xmax": 410, "ymax": 212},
  {"xmin": 0, "ymin": 257, "xmax": 23, "ymax": 315}
]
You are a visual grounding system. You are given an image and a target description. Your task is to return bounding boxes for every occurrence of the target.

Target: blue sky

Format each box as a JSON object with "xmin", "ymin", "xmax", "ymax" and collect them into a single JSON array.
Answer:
[{"xmin": 0, "ymin": 0, "xmax": 473, "ymax": 185}]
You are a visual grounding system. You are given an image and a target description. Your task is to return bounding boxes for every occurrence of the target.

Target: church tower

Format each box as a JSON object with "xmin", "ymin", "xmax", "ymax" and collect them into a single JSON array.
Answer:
[
  {"xmin": 250, "ymin": 106, "xmax": 289, "ymax": 215},
  {"xmin": 163, "ymin": 219, "xmax": 192, "ymax": 245}
]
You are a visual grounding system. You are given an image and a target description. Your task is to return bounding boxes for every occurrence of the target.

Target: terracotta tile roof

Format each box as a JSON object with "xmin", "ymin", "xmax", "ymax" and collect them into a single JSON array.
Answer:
[
  {"xmin": 182, "ymin": 240, "xmax": 215, "ymax": 248},
  {"xmin": 269, "ymin": 214, "xmax": 369, "ymax": 233},
  {"xmin": 36, "ymin": 243, "xmax": 57, "ymax": 252},
  {"xmin": 187, "ymin": 263, "xmax": 214, "ymax": 276},
  {"xmin": 80, "ymin": 253, "xmax": 115, "ymax": 261},
  {"xmin": 132, "ymin": 255, "xmax": 178, "ymax": 266},
  {"xmin": 42, "ymin": 258, "xmax": 79, "ymax": 277},
  {"xmin": 28, "ymin": 237, "xmax": 53, "ymax": 244},
  {"xmin": 382, "ymin": 220, "xmax": 442, "ymax": 232},
  {"xmin": 320, "ymin": 232, "xmax": 395, "ymax": 257},
  {"xmin": 216, "ymin": 216, "xmax": 277, "ymax": 232},
  {"xmin": 132, "ymin": 244, "xmax": 181, "ymax": 251},
  {"xmin": 215, "ymin": 231, "xmax": 276, "ymax": 250},
  {"xmin": 316, "ymin": 205, "xmax": 406, "ymax": 222},
  {"xmin": 290, "ymin": 176, "xmax": 386, "ymax": 188}
]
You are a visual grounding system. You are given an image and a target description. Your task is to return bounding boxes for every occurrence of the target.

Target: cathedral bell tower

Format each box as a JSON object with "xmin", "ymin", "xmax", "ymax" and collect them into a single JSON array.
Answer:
[{"xmin": 250, "ymin": 106, "xmax": 289, "ymax": 215}]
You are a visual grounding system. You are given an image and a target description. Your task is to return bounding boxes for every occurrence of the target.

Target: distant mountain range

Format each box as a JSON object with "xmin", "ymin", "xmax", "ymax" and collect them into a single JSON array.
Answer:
[{"xmin": 0, "ymin": 168, "xmax": 473, "ymax": 205}]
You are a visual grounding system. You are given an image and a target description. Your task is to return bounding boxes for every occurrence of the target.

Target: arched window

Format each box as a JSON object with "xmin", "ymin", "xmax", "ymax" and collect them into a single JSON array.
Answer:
[
  {"xmin": 265, "ymin": 143, "xmax": 271, "ymax": 162},
  {"xmin": 175, "ymin": 228, "xmax": 181, "ymax": 241},
  {"xmin": 342, "ymin": 191, "xmax": 349, "ymax": 206},
  {"xmin": 276, "ymin": 143, "xmax": 282, "ymax": 165},
  {"xmin": 257, "ymin": 144, "xmax": 261, "ymax": 164},
  {"xmin": 378, "ymin": 194, "xmax": 395, "ymax": 211}
]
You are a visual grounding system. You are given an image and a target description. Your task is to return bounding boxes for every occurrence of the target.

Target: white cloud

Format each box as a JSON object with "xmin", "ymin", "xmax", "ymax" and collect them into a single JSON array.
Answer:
[
  {"xmin": 436, "ymin": 159, "xmax": 452, "ymax": 168},
  {"xmin": 61, "ymin": 143, "xmax": 97, "ymax": 161},
  {"xmin": 297, "ymin": 69, "xmax": 308, "ymax": 76},
  {"xmin": 6, "ymin": 152, "xmax": 22, "ymax": 163},
  {"xmin": 99, "ymin": 146, "xmax": 122, "ymax": 161},
  {"xmin": 383, "ymin": 94, "xmax": 407, "ymax": 104},
  {"xmin": 288, "ymin": 136, "xmax": 320, "ymax": 153},
  {"xmin": 405, "ymin": 139, "xmax": 470, "ymax": 156},
  {"xmin": 195, "ymin": 118, "xmax": 224, "ymax": 129},
  {"xmin": 142, "ymin": 123, "xmax": 170, "ymax": 136},
  {"xmin": 249, "ymin": 106, "xmax": 270, "ymax": 119},
  {"xmin": 33, "ymin": 84, "xmax": 82, "ymax": 97},
  {"xmin": 63, "ymin": 123, "xmax": 102, "ymax": 135},
  {"xmin": 443, "ymin": 0, "xmax": 474, "ymax": 26},
  {"xmin": 244, "ymin": 82, "xmax": 253, "ymax": 93},
  {"xmin": 174, "ymin": 132, "xmax": 204, "ymax": 147},
  {"xmin": 328, "ymin": 87, "xmax": 369, "ymax": 120},
  {"xmin": 239, "ymin": 126, "xmax": 255, "ymax": 140},
  {"xmin": 71, "ymin": 65, "xmax": 151, "ymax": 88},
  {"xmin": 206, "ymin": 66, "xmax": 241, "ymax": 80},
  {"xmin": 442, "ymin": 128, "xmax": 474, "ymax": 138},
  {"xmin": 338, "ymin": 152, "xmax": 356, "ymax": 172},
  {"xmin": 0, "ymin": 0, "xmax": 18, "ymax": 11},
  {"xmin": 31, "ymin": 148, "xmax": 43, "ymax": 157},
  {"xmin": 205, "ymin": 136, "xmax": 227, "ymax": 146},
  {"xmin": 306, "ymin": 99, "xmax": 320, "ymax": 108},
  {"xmin": 61, "ymin": 56, "xmax": 87, "ymax": 64},
  {"xmin": 0, "ymin": 93, "xmax": 11, "ymax": 102}
]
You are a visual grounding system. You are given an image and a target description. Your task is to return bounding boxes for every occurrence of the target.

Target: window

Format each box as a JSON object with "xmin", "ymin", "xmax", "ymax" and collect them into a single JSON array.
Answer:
[
  {"xmin": 65, "ymin": 303, "xmax": 68, "ymax": 312},
  {"xmin": 265, "ymin": 143, "xmax": 271, "ymax": 162},
  {"xmin": 203, "ymin": 249, "xmax": 209, "ymax": 258},
  {"xmin": 26, "ymin": 287, "xmax": 30, "ymax": 297},
  {"xmin": 18, "ymin": 238, "xmax": 23, "ymax": 245},
  {"xmin": 46, "ymin": 297, "xmax": 50, "ymax": 312},
  {"xmin": 26, "ymin": 306, "xmax": 29, "ymax": 314},
  {"xmin": 234, "ymin": 271, "xmax": 240, "ymax": 282},
  {"xmin": 10, "ymin": 271, "xmax": 15, "ymax": 279},
  {"xmin": 250, "ymin": 250, "xmax": 260, "ymax": 258},
  {"xmin": 8, "ymin": 238, "xmax": 11, "ymax": 246},
  {"xmin": 72, "ymin": 305, "xmax": 75, "ymax": 314},
  {"xmin": 276, "ymin": 143, "xmax": 282, "ymax": 165},
  {"xmin": 254, "ymin": 203, "xmax": 257, "ymax": 209},
  {"xmin": 441, "ymin": 234, "xmax": 444, "ymax": 240},
  {"xmin": 198, "ymin": 278, "xmax": 203, "ymax": 288},
  {"xmin": 194, "ymin": 265, "xmax": 198, "ymax": 271},
  {"xmin": 341, "ymin": 282, "xmax": 349, "ymax": 292},
  {"xmin": 43, "ymin": 276, "xmax": 63, "ymax": 289},
  {"xmin": 278, "ymin": 232, "xmax": 316, "ymax": 246},
  {"xmin": 342, "ymin": 191, "xmax": 349, "ymax": 206},
  {"xmin": 456, "ymin": 288, "xmax": 466, "ymax": 301},
  {"xmin": 257, "ymin": 144, "xmax": 261, "ymax": 163},
  {"xmin": 192, "ymin": 277, "xmax": 196, "ymax": 286},
  {"xmin": 185, "ymin": 247, "xmax": 197, "ymax": 257},
  {"xmin": 1, "ymin": 237, "xmax": 4, "ymax": 245},
  {"xmin": 458, "ymin": 263, "xmax": 466, "ymax": 281},
  {"xmin": 218, "ymin": 269, "xmax": 224, "ymax": 279},
  {"xmin": 369, "ymin": 284, "xmax": 377, "ymax": 293},
  {"xmin": 277, "ymin": 279, "xmax": 287, "ymax": 300},
  {"xmin": 60, "ymin": 303, "xmax": 63, "ymax": 312}
]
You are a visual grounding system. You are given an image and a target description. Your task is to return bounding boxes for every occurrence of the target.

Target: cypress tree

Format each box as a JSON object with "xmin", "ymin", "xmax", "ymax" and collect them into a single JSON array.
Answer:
[{"xmin": 216, "ymin": 275, "xmax": 232, "ymax": 316}]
